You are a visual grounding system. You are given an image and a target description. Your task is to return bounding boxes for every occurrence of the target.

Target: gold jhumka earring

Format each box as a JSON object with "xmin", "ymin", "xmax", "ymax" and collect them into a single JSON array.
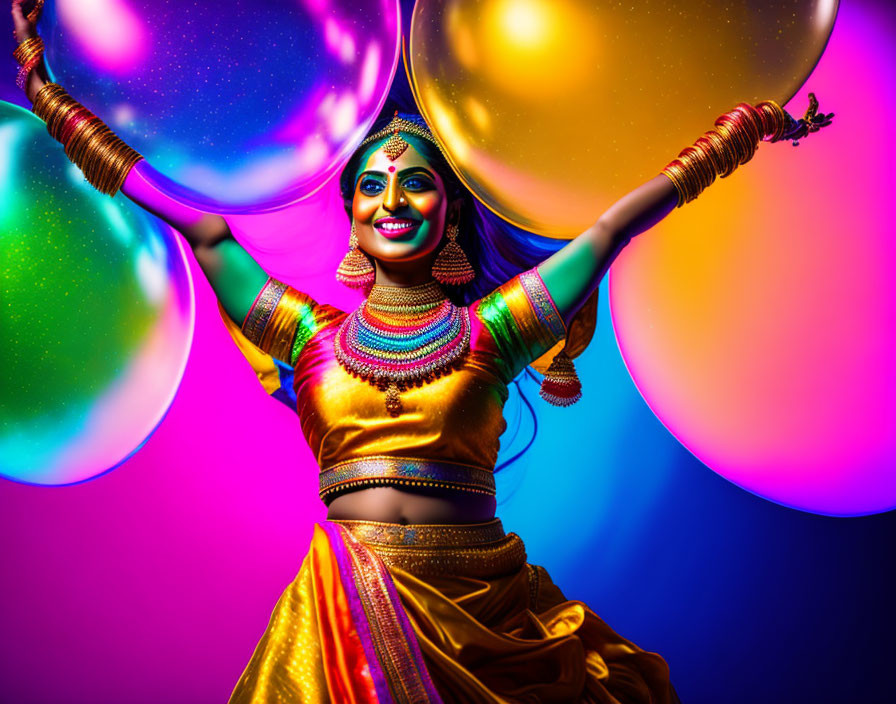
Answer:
[
  {"xmin": 432, "ymin": 223, "xmax": 475, "ymax": 285},
  {"xmin": 336, "ymin": 222, "xmax": 375, "ymax": 289},
  {"xmin": 539, "ymin": 348, "xmax": 583, "ymax": 406}
]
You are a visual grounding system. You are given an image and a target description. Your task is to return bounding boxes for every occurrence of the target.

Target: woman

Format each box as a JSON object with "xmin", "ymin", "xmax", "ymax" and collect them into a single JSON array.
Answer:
[{"xmin": 11, "ymin": 2, "xmax": 831, "ymax": 702}]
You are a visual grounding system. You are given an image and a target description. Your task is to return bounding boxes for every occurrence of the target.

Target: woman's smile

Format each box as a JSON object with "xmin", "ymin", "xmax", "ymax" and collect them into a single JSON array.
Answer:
[{"xmin": 374, "ymin": 216, "xmax": 421, "ymax": 239}]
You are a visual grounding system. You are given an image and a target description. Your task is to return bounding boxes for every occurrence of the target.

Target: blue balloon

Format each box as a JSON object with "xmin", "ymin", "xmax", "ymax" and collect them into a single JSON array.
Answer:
[{"xmin": 41, "ymin": 0, "xmax": 401, "ymax": 212}]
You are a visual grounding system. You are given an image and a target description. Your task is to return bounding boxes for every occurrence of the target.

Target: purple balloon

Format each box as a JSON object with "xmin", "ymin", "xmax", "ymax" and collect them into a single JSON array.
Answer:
[{"xmin": 42, "ymin": 0, "xmax": 401, "ymax": 212}]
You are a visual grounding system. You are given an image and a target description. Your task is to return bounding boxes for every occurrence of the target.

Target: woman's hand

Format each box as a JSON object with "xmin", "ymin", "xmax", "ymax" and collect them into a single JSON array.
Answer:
[
  {"xmin": 11, "ymin": 0, "xmax": 39, "ymax": 43},
  {"xmin": 12, "ymin": 0, "xmax": 47, "ymax": 101},
  {"xmin": 781, "ymin": 93, "xmax": 835, "ymax": 146}
]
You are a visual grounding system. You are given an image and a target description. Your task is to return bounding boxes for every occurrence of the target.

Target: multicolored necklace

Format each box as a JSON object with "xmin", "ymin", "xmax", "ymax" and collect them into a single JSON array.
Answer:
[{"xmin": 334, "ymin": 280, "xmax": 471, "ymax": 416}]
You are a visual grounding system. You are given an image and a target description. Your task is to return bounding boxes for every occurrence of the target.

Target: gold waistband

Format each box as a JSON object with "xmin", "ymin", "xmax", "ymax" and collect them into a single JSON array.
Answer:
[
  {"xmin": 319, "ymin": 456, "xmax": 496, "ymax": 504},
  {"xmin": 333, "ymin": 518, "xmax": 507, "ymax": 546},
  {"xmin": 331, "ymin": 518, "xmax": 526, "ymax": 579}
]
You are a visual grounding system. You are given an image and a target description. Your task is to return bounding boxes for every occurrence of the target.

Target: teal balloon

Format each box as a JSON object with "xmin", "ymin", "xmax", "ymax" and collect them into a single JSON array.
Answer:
[{"xmin": 0, "ymin": 101, "xmax": 194, "ymax": 485}]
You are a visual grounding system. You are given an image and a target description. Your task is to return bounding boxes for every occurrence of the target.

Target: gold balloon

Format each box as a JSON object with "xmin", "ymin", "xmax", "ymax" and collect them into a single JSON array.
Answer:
[{"xmin": 408, "ymin": 0, "xmax": 838, "ymax": 238}]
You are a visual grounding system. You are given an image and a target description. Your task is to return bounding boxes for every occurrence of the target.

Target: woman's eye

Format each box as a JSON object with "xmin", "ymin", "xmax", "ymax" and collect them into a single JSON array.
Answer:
[
  {"xmin": 402, "ymin": 177, "xmax": 432, "ymax": 191},
  {"xmin": 359, "ymin": 179, "xmax": 385, "ymax": 195}
]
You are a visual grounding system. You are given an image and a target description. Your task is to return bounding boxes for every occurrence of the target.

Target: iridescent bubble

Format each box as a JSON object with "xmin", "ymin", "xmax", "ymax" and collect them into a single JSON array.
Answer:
[
  {"xmin": 0, "ymin": 101, "xmax": 194, "ymax": 486},
  {"xmin": 409, "ymin": 0, "xmax": 838, "ymax": 238},
  {"xmin": 40, "ymin": 0, "xmax": 401, "ymax": 212},
  {"xmin": 608, "ymin": 1, "xmax": 895, "ymax": 516}
]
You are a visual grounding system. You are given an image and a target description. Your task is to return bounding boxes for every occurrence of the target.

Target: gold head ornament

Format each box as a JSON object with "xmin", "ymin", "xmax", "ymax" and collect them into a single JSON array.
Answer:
[{"xmin": 358, "ymin": 111, "xmax": 444, "ymax": 157}]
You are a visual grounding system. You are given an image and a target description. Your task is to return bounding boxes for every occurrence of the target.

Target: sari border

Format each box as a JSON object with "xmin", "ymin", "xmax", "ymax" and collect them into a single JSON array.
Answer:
[
  {"xmin": 241, "ymin": 278, "xmax": 288, "ymax": 345},
  {"xmin": 519, "ymin": 268, "xmax": 567, "ymax": 341},
  {"xmin": 321, "ymin": 522, "xmax": 393, "ymax": 704},
  {"xmin": 321, "ymin": 521, "xmax": 443, "ymax": 704}
]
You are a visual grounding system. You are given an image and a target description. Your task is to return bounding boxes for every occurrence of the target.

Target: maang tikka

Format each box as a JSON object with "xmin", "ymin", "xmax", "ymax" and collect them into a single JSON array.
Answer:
[
  {"xmin": 432, "ymin": 223, "xmax": 475, "ymax": 285},
  {"xmin": 336, "ymin": 222, "xmax": 376, "ymax": 289}
]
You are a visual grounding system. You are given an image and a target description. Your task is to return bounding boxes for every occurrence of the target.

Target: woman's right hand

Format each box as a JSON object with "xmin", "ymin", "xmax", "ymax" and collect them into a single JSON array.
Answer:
[
  {"xmin": 11, "ymin": 0, "xmax": 38, "ymax": 44},
  {"xmin": 12, "ymin": 0, "xmax": 46, "ymax": 101}
]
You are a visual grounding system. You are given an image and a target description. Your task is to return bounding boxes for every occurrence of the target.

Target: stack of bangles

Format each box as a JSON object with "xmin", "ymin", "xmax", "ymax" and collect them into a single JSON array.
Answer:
[
  {"xmin": 661, "ymin": 100, "xmax": 789, "ymax": 207},
  {"xmin": 13, "ymin": 35, "xmax": 43, "ymax": 91},
  {"xmin": 31, "ymin": 83, "xmax": 143, "ymax": 196}
]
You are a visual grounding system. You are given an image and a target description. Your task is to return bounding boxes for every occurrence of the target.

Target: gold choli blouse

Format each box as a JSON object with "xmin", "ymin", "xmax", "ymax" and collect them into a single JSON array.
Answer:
[{"xmin": 222, "ymin": 269, "xmax": 567, "ymax": 504}]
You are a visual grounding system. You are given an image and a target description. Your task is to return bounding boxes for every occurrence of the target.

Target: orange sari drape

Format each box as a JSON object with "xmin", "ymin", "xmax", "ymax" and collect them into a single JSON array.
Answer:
[{"xmin": 229, "ymin": 521, "xmax": 677, "ymax": 704}]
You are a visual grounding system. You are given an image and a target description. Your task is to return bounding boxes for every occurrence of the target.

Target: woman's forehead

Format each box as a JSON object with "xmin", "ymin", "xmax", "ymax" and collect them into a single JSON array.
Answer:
[{"xmin": 360, "ymin": 141, "xmax": 437, "ymax": 177}]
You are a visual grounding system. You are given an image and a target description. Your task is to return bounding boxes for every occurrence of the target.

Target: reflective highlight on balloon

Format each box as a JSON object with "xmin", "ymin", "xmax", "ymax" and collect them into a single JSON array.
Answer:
[
  {"xmin": 0, "ymin": 101, "xmax": 194, "ymax": 486},
  {"xmin": 41, "ymin": 0, "xmax": 401, "ymax": 212},
  {"xmin": 609, "ymin": 2, "xmax": 895, "ymax": 516},
  {"xmin": 409, "ymin": 0, "xmax": 838, "ymax": 237}
]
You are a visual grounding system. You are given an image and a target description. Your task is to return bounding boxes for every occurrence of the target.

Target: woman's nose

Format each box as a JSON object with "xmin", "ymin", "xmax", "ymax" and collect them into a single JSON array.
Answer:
[{"xmin": 382, "ymin": 174, "xmax": 406, "ymax": 212}]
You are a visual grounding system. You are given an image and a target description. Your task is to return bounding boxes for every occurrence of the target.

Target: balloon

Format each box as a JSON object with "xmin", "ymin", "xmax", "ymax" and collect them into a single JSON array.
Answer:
[
  {"xmin": 0, "ymin": 101, "xmax": 194, "ymax": 486},
  {"xmin": 608, "ymin": 0, "xmax": 895, "ymax": 517},
  {"xmin": 40, "ymin": 0, "xmax": 401, "ymax": 212},
  {"xmin": 408, "ymin": 0, "xmax": 838, "ymax": 237}
]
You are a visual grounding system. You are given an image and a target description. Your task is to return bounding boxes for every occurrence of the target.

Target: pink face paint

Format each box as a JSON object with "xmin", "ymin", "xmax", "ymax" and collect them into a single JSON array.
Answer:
[{"xmin": 388, "ymin": 166, "xmax": 396, "ymax": 173}]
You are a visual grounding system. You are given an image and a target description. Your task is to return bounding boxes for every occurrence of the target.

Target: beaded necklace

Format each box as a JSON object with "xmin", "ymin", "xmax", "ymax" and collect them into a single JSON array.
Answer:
[{"xmin": 334, "ymin": 281, "xmax": 471, "ymax": 416}]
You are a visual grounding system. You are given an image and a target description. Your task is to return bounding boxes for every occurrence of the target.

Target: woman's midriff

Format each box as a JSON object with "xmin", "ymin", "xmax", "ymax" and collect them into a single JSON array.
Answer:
[{"xmin": 325, "ymin": 486, "xmax": 497, "ymax": 524}]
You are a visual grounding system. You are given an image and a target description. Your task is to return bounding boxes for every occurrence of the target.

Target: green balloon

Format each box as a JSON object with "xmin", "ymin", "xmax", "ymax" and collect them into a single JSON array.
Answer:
[{"xmin": 0, "ymin": 101, "xmax": 194, "ymax": 485}]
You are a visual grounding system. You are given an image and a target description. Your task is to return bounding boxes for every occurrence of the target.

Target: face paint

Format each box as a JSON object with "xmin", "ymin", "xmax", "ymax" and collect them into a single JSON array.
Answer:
[{"xmin": 352, "ymin": 141, "xmax": 452, "ymax": 266}]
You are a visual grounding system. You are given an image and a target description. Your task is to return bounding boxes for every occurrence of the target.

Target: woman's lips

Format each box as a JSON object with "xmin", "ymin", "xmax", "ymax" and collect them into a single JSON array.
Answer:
[{"xmin": 374, "ymin": 218, "xmax": 421, "ymax": 239}]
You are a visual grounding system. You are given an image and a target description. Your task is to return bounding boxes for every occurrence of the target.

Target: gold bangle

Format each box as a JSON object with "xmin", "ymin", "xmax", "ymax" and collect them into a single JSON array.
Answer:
[
  {"xmin": 714, "ymin": 117, "xmax": 746, "ymax": 163},
  {"xmin": 696, "ymin": 132, "xmax": 728, "ymax": 177},
  {"xmin": 690, "ymin": 143, "xmax": 717, "ymax": 191},
  {"xmin": 13, "ymin": 36, "xmax": 43, "ymax": 66},
  {"xmin": 703, "ymin": 129, "xmax": 736, "ymax": 177},
  {"xmin": 662, "ymin": 100, "xmax": 782, "ymax": 206},
  {"xmin": 680, "ymin": 147, "xmax": 713, "ymax": 194},
  {"xmin": 715, "ymin": 118, "xmax": 752, "ymax": 166},
  {"xmin": 756, "ymin": 100, "xmax": 788, "ymax": 141},
  {"xmin": 48, "ymin": 100, "xmax": 82, "ymax": 141},
  {"xmin": 31, "ymin": 82, "xmax": 66, "ymax": 121},
  {"xmin": 31, "ymin": 82, "xmax": 142, "ymax": 195},
  {"xmin": 661, "ymin": 162, "xmax": 687, "ymax": 207},
  {"xmin": 732, "ymin": 104, "xmax": 762, "ymax": 148}
]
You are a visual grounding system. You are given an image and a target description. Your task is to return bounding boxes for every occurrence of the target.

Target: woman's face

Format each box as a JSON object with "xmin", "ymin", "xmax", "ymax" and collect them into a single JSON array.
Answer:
[{"xmin": 351, "ymin": 140, "xmax": 455, "ymax": 266}]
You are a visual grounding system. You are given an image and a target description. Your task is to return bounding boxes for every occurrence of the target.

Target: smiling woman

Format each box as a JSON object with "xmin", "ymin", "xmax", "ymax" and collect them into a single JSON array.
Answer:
[
  {"xmin": 9, "ymin": 0, "xmax": 831, "ymax": 697},
  {"xmin": 352, "ymin": 147, "xmax": 451, "ymax": 278},
  {"xmin": 216, "ymin": 111, "xmax": 682, "ymax": 702}
]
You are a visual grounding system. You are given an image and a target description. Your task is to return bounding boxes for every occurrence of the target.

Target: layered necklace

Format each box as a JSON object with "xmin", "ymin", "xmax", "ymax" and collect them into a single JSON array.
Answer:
[{"xmin": 334, "ymin": 280, "xmax": 471, "ymax": 416}]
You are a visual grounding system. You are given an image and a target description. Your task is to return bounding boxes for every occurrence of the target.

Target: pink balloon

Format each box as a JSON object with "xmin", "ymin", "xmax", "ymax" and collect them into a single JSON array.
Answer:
[{"xmin": 609, "ymin": 1, "xmax": 896, "ymax": 516}]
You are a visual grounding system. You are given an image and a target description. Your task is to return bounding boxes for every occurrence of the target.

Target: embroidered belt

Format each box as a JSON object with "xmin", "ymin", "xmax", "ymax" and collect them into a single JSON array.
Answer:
[
  {"xmin": 319, "ymin": 456, "xmax": 496, "ymax": 504},
  {"xmin": 332, "ymin": 518, "xmax": 526, "ymax": 579}
]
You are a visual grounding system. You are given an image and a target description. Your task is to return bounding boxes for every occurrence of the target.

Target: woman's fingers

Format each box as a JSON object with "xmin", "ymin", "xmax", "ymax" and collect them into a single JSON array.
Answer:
[
  {"xmin": 24, "ymin": 0, "xmax": 42, "ymax": 22},
  {"xmin": 11, "ymin": 0, "xmax": 35, "ymax": 43}
]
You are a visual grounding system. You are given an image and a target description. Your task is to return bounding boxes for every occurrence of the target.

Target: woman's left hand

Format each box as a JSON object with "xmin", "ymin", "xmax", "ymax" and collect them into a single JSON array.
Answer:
[{"xmin": 781, "ymin": 93, "xmax": 834, "ymax": 145}]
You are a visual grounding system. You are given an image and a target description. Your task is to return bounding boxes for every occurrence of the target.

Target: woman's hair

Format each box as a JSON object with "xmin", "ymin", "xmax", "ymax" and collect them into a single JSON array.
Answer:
[{"xmin": 338, "ymin": 110, "xmax": 565, "ymax": 306}]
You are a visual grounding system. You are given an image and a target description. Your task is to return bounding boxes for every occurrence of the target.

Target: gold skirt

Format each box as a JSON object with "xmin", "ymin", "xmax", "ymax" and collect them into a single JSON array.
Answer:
[{"xmin": 229, "ymin": 520, "xmax": 676, "ymax": 704}]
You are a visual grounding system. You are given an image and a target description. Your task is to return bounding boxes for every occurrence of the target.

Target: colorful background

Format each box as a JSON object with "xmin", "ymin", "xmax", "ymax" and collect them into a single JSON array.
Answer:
[{"xmin": 2, "ymin": 1, "xmax": 895, "ymax": 703}]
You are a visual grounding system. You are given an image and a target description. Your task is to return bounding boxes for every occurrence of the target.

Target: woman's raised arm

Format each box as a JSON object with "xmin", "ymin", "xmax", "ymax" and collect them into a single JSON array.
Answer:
[
  {"xmin": 12, "ymin": 0, "xmax": 268, "ymax": 324},
  {"xmin": 537, "ymin": 98, "xmax": 832, "ymax": 324},
  {"xmin": 119, "ymin": 166, "xmax": 269, "ymax": 324},
  {"xmin": 537, "ymin": 174, "xmax": 678, "ymax": 323}
]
